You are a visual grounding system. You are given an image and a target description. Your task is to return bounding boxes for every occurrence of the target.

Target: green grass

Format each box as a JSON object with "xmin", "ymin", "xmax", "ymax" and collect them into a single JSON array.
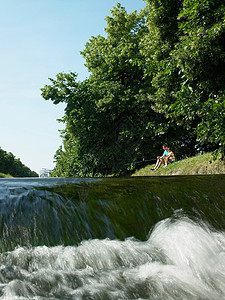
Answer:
[
  {"xmin": 0, "ymin": 173, "xmax": 13, "ymax": 178},
  {"xmin": 132, "ymin": 152, "xmax": 225, "ymax": 176}
]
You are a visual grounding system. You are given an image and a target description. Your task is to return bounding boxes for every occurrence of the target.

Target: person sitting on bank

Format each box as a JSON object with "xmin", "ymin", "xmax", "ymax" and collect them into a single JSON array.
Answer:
[
  {"xmin": 151, "ymin": 144, "xmax": 175, "ymax": 171},
  {"xmin": 164, "ymin": 148, "xmax": 175, "ymax": 167}
]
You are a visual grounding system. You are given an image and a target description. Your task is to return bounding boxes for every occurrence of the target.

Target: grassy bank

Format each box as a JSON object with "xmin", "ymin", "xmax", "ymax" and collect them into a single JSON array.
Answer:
[
  {"xmin": 0, "ymin": 173, "xmax": 13, "ymax": 178},
  {"xmin": 132, "ymin": 152, "xmax": 225, "ymax": 176}
]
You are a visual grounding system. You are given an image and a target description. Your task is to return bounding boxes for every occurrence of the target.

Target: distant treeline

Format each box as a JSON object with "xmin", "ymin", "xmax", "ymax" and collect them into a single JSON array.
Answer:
[
  {"xmin": 0, "ymin": 147, "xmax": 38, "ymax": 177},
  {"xmin": 42, "ymin": 0, "xmax": 225, "ymax": 177}
]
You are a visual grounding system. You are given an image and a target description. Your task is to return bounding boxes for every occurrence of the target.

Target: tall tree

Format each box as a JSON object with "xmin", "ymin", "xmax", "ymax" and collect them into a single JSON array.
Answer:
[
  {"xmin": 42, "ymin": 1, "xmax": 225, "ymax": 177},
  {"xmin": 42, "ymin": 4, "xmax": 191, "ymax": 176},
  {"xmin": 142, "ymin": 0, "xmax": 225, "ymax": 155}
]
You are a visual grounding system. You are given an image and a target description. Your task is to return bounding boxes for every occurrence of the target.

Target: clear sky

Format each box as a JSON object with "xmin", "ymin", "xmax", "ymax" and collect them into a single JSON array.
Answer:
[{"xmin": 0, "ymin": 0, "xmax": 145, "ymax": 174}]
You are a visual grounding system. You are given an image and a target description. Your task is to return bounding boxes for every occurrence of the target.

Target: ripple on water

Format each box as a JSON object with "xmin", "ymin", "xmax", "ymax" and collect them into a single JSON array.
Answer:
[{"xmin": 0, "ymin": 217, "xmax": 225, "ymax": 300}]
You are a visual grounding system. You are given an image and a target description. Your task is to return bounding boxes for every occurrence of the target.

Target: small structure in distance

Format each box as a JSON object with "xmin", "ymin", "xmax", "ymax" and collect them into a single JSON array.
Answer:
[{"xmin": 39, "ymin": 168, "xmax": 52, "ymax": 178}]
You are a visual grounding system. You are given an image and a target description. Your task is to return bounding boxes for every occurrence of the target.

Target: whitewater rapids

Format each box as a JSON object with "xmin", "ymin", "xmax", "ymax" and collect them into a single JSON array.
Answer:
[{"xmin": 0, "ymin": 216, "xmax": 224, "ymax": 300}]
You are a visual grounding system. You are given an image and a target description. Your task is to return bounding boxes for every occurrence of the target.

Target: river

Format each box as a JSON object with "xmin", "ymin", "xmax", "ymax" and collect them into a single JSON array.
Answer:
[{"xmin": 0, "ymin": 175, "xmax": 224, "ymax": 299}]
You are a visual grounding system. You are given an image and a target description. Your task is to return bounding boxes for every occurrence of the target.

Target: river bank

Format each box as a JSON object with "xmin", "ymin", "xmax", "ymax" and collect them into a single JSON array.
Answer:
[
  {"xmin": 0, "ymin": 173, "xmax": 12, "ymax": 178},
  {"xmin": 132, "ymin": 152, "xmax": 225, "ymax": 176}
]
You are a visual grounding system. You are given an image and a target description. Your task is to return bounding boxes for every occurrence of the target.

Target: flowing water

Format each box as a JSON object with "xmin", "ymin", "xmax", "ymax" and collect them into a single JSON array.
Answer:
[{"xmin": 0, "ymin": 175, "xmax": 225, "ymax": 299}]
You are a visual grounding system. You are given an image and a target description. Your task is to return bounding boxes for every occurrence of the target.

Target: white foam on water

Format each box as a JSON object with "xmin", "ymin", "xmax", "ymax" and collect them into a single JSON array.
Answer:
[{"xmin": 0, "ymin": 217, "xmax": 224, "ymax": 299}]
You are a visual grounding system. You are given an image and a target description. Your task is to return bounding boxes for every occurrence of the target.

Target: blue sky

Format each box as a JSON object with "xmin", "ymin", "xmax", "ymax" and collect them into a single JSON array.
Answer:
[{"xmin": 0, "ymin": 0, "xmax": 145, "ymax": 174}]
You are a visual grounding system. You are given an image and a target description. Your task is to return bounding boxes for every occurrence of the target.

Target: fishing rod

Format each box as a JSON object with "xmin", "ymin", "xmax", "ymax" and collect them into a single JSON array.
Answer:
[{"xmin": 124, "ymin": 158, "xmax": 156, "ymax": 166}]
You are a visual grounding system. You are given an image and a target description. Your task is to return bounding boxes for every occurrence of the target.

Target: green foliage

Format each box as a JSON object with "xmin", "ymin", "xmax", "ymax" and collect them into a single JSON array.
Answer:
[
  {"xmin": 0, "ymin": 173, "xmax": 12, "ymax": 178},
  {"xmin": 42, "ymin": 1, "xmax": 225, "ymax": 177},
  {"xmin": 175, "ymin": 0, "xmax": 225, "ymax": 155},
  {"xmin": 0, "ymin": 147, "xmax": 38, "ymax": 177},
  {"xmin": 42, "ymin": 4, "xmax": 192, "ymax": 176},
  {"xmin": 142, "ymin": 0, "xmax": 225, "ymax": 155}
]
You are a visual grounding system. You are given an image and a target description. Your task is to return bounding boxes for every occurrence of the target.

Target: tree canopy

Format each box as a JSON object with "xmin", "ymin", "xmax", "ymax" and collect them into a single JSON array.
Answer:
[{"xmin": 42, "ymin": 1, "xmax": 225, "ymax": 177}]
